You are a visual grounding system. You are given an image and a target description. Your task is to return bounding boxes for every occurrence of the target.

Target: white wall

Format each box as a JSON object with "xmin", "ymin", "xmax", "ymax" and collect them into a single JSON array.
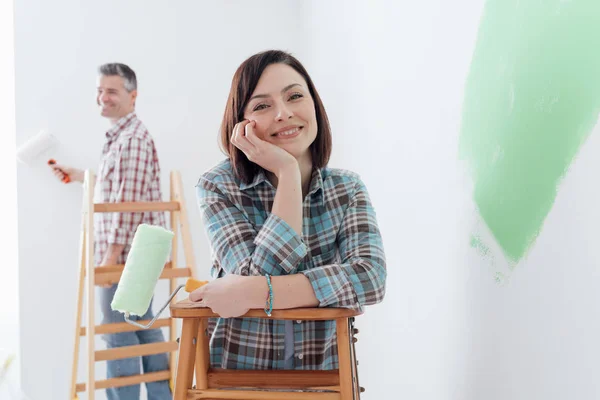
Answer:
[
  {"xmin": 14, "ymin": 1, "xmax": 600, "ymax": 400},
  {"xmin": 1, "ymin": 0, "xmax": 23, "ymax": 398},
  {"xmin": 303, "ymin": 2, "xmax": 482, "ymax": 398},
  {"xmin": 14, "ymin": 1, "xmax": 305, "ymax": 399}
]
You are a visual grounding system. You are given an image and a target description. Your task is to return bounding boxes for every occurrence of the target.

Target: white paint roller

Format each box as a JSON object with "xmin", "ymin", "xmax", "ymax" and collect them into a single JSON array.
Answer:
[
  {"xmin": 16, "ymin": 130, "xmax": 57, "ymax": 165},
  {"xmin": 16, "ymin": 130, "xmax": 70, "ymax": 183}
]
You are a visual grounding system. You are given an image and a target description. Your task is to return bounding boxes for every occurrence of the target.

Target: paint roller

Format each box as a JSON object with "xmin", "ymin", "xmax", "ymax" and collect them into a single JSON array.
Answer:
[
  {"xmin": 16, "ymin": 130, "xmax": 71, "ymax": 183},
  {"xmin": 0, "ymin": 354, "xmax": 15, "ymax": 387},
  {"xmin": 111, "ymin": 223, "xmax": 208, "ymax": 329}
]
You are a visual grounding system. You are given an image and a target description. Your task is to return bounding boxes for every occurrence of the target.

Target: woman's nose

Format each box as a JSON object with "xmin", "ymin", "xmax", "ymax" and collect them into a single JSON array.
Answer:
[{"xmin": 275, "ymin": 103, "xmax": 293, "ymax": 121}]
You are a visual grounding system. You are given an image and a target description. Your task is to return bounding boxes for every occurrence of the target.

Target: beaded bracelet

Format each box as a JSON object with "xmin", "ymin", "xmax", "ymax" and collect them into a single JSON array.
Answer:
[{"xmin": 264, "ymin": 274, "xmax": 273, "ymax": 317}]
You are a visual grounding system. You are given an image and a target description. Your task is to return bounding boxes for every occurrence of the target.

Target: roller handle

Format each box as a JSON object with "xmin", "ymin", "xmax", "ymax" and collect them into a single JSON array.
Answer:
[
  {"xmin": 47, "ymin": 159, "xmax": 71, "ymax": 184},
  {"xmin": 184, "ymin": 278, "xmax": 209, "ymax": 292},
  {"xmin": 124, "ymin": 278, "xmax": 208, "ymax": 329}
]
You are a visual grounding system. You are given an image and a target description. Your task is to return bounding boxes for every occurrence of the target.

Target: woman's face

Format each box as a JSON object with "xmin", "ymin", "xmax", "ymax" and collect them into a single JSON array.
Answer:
[{"xmin": 243, "ymin": 63, "xmax": 318, "ymax": 161}]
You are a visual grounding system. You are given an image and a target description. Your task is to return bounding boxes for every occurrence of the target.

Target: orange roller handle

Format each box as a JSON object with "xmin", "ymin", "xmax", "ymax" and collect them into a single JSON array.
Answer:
[
  {"xmin": 184, "ymin": 278, "xmax": 209, "ymax": 293},
  {"xmin": 47, "ymin": 159, "xmax": 71, "ymax": 184}
]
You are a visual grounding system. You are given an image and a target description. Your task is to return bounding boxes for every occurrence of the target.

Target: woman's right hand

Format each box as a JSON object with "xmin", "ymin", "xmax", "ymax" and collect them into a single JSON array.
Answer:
[
  {"xmin": 231, "ymin": 120, "xmax": 298, "ymax": 177},
  {"xmin": 49, "ymin": 163, "xmax": 84, "ymax": 183}
]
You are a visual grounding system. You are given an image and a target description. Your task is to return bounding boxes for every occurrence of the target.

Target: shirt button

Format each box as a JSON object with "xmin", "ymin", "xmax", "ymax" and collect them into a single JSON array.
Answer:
[{"xmin": 297, "ymin": 354, "xmax": 304, "ymax": 360}]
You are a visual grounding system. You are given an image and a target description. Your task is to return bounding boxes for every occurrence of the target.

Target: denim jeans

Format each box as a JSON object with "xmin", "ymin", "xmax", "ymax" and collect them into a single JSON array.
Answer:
[{"xmin": 99, "ymin": 284, "xmax": 172, "ymax": 400}]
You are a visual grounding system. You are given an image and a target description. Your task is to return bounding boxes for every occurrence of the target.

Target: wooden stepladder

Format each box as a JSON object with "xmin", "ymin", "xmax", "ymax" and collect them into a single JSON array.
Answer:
[
  {"xmin": 70, "ymin": 170, "xmax": 197, "ymax": 400},
  {"xmin": 169, "ymin": 305, "xmax": 365, "ymax": 399}
]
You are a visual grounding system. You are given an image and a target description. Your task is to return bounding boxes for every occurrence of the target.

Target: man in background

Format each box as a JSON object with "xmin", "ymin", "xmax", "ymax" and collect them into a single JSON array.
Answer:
[{"xmin": 50, "ymin": 63, "xmax": 171, "ymax": 400}]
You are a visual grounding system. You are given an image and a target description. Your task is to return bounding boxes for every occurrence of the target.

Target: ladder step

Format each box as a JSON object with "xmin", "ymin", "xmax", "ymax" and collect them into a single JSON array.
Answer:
[
  {"xmin": 207, "ymin": 368, "xmax": 340, "ymax": 389},
  {"xmin": 95, "ymin": 341, "xmax": 179, "ymax": 362},
  {"xmin": 80, "ymin": 318, "xmax": 172, "ymax": 336},
  {"xmin": 75, "ymin": 370, "xmax": 170, "ymax": 392},
  {"xmin": 95, "ymin": 266, "xmax": 192, "ymax": 285},
  {"xmin": 187, "ymin": 389, "xmax": 341, "ymax": 399},
  {"xmin": 91, "ymin": 261, "xmax": 175, "ymax": 274},
  {"xmin": 94, "ymin": 262, "xmax": 178, "ymax": 272},
  {"xmin": 94, "ymin": 201, "xmax": 180, "ymax": 213}
]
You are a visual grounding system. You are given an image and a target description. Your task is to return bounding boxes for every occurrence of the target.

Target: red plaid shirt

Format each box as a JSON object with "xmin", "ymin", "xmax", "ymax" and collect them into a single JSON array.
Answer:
[{"xmin": 93, "ymin": 112, "xmax": 166, "ymax": 265}]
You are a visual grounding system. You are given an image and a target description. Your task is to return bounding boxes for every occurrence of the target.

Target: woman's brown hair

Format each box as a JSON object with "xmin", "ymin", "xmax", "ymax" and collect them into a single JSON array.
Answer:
[{"xmin": 219, "ymin": 50, "xmax": 332, "ymax": 184}]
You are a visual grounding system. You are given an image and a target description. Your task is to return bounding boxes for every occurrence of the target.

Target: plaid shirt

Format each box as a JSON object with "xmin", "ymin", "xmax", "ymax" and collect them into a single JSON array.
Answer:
[
  {"xmin": 196, "ymin": 159, "xmax": 386, "ymax": 370},
  {"xmin": 93, "ymin": 112, "xmax": 166, "ymax": 265}
]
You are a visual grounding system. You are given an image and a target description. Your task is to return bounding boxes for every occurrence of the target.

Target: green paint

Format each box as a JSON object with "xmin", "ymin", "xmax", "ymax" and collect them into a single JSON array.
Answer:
[
  {"xmin": 460, "ymin": 0, "xmax": 600, "ymax": 263},
  {"xmin": 470, "ymin": 234, "xmax": 491, "ymax": 258},
  {"xmin": 471, "ymin": 234, "xmax": 508, "ymax": 284},
  {"xmin": 494, "ymin": 271, "xmax": 509, "ymax": 286}
]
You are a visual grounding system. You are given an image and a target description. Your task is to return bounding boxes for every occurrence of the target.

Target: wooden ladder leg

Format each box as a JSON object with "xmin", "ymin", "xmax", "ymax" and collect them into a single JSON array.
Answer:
[
  {"xmin": 168, "ymin": 170, "xmax": 180, "ymax": 390},
  {"xmin": 172, "ymin": 171, "xmax": 197, "ymax": 273},
  {"xmin": 336, "ymin": 317, "xmax": 354, "ymax": 400},
  {"xmin": 349, "ymin": 317, "xmax": 362, "ymax": 399},
  {"xmin": 70, "ymin": 217, "xmax": 86, "ymax": 399},
  {"xmin": 174, "ymin": 318, "xmax": 199, "ymax": 400},
  {"xmin": 170, "ymin": 170, "xmax": 198, "ymax": 390},
  {"xmin": 85, "ymin": 171, "xmax": 97, "ymax": 400},
  {"xmin": 194, "ymin": 318, "xmax": 210, "ymax": 389}
]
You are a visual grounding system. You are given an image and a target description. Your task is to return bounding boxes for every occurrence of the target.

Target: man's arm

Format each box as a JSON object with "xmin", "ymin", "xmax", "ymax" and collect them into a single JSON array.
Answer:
[
  {"xmin": 101, "ymin": 244, "xmax": 125, "ymax": 266},
  {"xmin": 98, "ymin": 244, "xmax": 125, "ymax": 287}
]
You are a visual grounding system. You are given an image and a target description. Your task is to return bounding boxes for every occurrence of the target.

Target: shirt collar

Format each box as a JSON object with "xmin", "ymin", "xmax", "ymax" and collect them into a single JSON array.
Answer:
[
  {"xmin": 239, "ymin": 168, "xmax": 269, "ymax": 191},
  {"xmin": 105, "ymin": 112, "xmax": 137, "ymax": 139},
  {"xmin": 306, "ymin": 168, "xmax": 324, "ymax": 197}
]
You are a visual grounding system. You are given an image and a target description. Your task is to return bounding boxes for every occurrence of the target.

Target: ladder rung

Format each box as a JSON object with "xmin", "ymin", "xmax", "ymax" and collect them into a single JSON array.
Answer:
[
  {"xmin": 95, "ymin": 341, "xmax": 178, "ymax": 362},
  {"xmin": 94, "ymin": 201, "xmax": 180, "ymax": 213},
  {"xmin": 80, "ymin": 318, "xmax": 172, "ymax": 336},
  {"xmin": 76, "ymin": 370, "xmax": 171, "ymax": 392},
  {"xmin": 207, "ymin": 368, "xmax": 340, "ymax": 389},
  {"xmin": 94, "ymin": 264, "xmax": 136, "ymax": 273},
  {"xmin": 95, "ymin": 266, "xmax": 192, "ymax": 285},
  {"xmin": 92, "ymin": 262, "xmax": 173, "ymax": 274},
  {"xmin": 187, "ymin": 389, "xmax": 341, "ymax": 399}
]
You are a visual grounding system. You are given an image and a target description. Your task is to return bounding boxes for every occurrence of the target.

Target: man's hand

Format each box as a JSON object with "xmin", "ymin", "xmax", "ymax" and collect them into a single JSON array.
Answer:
[
  {"xmin": 100, "ymin": 244, "xmax": 125, "ymax": 288},
  {"xmin": 48, "ymin": 162, "xmax": 85, "ymax": 183}
]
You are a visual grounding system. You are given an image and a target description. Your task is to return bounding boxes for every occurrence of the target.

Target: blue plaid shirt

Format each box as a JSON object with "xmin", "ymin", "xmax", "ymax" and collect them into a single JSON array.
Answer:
[{"xmin": 196, "ymin": 159, "xmax": 386, "ymax": 370}]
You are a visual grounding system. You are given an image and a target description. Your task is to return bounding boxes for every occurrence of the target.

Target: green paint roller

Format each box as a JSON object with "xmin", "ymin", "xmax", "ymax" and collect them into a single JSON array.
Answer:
[{"xmin": 111, "ymin": 223, "xmax": 208, "ymax": 329}]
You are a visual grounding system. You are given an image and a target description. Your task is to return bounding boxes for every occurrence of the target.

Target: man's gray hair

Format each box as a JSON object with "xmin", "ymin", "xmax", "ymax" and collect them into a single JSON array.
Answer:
[{"xmin": 98, "ymin": 63, "xmax": 137, "ymax": 92}]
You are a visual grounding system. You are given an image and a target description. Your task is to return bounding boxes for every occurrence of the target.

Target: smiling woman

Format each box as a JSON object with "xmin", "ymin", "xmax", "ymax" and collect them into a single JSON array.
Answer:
[{"xmin": 188, "ymin": 50, "xmax": 387, "ymax": 371}]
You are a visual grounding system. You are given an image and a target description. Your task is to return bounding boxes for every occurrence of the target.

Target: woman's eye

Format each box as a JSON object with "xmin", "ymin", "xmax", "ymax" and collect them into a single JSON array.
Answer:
[
  {"xmin": 253, "ymin": 104, "xmax": 269, "ymax": 111},
  {"xmin": 289, "ymin": 93, "xmax": 303, "ymax": 100}
]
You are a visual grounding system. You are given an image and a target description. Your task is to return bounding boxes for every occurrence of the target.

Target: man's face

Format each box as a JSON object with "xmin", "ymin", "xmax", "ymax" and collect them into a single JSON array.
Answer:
[{"xmin": 96, "ymin": 75, "xmax": 137, "ymax": 120}]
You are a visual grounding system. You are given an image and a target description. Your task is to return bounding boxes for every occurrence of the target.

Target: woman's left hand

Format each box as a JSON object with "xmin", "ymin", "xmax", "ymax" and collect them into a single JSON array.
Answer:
[{"xmin": 189, "ymin": 274, "xmax": 255, "ymax": 318}]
